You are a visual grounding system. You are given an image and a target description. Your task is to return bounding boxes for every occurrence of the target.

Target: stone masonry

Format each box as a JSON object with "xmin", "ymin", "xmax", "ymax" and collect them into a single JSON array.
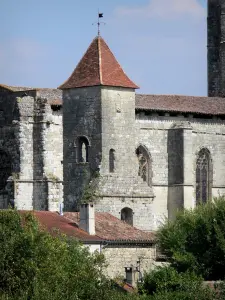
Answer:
[
  {"xmin": 0, "ymin": 86, "xmax": 63, "ymax": 211},
  {"xmin": 1, "ymin": 1, "xmax": 225, "ymax": 233}
]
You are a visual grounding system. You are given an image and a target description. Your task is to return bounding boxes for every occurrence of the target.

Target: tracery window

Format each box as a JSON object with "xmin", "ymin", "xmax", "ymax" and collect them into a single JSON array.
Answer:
[
  {"xmin": 121, "ymin": 207, "xmax": 133, "ymax": 226},
  {"xmin": 76, "ymin": 136, "xmax": 89, "ymax": 163},
  {"xmin": 109, "ymin": 149, "xmax": 115, "ymax": 173},
  {"xmin": 196, "ymin": 148, "xmax": 212, "ymax": 204},
  {"xmin": 136, "ymin": 145, "xmax": 152, "ymax": 186},
  {"xmin": 0, "ymin": 150, "xmax": 11, "ymax": 190}
]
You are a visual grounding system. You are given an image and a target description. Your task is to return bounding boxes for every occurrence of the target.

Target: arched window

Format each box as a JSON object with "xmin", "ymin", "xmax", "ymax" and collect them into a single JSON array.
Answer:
[
  {"xmin": 136, "ymin": 145, "xmax": 152, "ymax": 186},
  {"xmin": 0, "ymin": 150, "xmax": 11, "ymax": 190},
  {"xmin": 121, "ymin": 207, "xmax": 133, "ymax": 226},
  {"xmin": 109, "ymin": 149, "xmax": 115, "ymax": 173},
  {"xmin": 196, "ymin": 148, "xmax": 212, "ymax": 204},
  {"xmin": 76, "ymin": 136, "xmax": 89, "ymax": 163}
]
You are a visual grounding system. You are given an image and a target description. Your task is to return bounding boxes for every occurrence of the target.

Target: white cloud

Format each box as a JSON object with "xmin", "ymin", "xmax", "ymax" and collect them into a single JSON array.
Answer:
[{"xmin": 115, "ymin": 0, "xmax": 205, "ymax": 20}]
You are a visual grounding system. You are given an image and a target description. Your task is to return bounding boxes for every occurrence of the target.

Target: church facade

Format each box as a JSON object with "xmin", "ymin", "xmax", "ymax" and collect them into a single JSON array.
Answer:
[{"xmin": 0, "ymin": 0, "xmax": 225, "ymax": 232}]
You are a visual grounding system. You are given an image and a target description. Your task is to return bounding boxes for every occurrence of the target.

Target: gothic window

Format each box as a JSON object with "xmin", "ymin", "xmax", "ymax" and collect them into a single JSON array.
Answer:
[
  {"xmin": 77, "ymin": 136, "xmax": 89, "ymax": 163},
  {"xmin": 136, "ymin": 145, "xmax": 152, "ymax": 186},
  {"xmin": 196, "ymin": 148, "xmax": 212, "ymax": 204},
  {"xmin": 0, "ymin": 150, "xmax": 11, "ymax": 190},
  {"xmin": 121, "ymin": 207, "xmax": 133, "ymax": 226},
  {"xmin": 109, "ymin": 149, "xmax": 115, "ymax": 173}
]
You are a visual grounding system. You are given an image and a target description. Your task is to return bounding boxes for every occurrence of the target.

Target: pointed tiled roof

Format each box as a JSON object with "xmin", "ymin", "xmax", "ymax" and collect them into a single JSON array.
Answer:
[{"xmin": 59, "ymin": 36, "xmax": 139, "ymax": 89}]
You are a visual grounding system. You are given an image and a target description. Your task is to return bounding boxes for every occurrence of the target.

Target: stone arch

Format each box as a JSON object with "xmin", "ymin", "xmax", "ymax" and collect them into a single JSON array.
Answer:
[
  {"xmin": 136, "ymin": 144, "xmax": 152, "ymax": 186},
  {"xmin": 109, "ymin": 149, "xmax": 115, "ymax": 173},
  {"xmin": 75, "ymin": 136, "xmax": 90, "ymax": 163},
  {"xmin": 121, "ymin": 207, "xmax": 133, "ymax": 226},
  {"xmin": 195, "ymin": 147, "xmax": 213, "ymax": 204}
]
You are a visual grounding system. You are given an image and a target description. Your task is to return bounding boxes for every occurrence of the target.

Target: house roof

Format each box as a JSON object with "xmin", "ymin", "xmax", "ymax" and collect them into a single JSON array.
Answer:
[
  {"xmin": 29, "ymin": 211, "xmax": 102, "ymax": 242},
  {"xmin": 64, "ymin": 212, "xmax": 154, "ymax": 242},
  {"xmin": 135, "ymin": 94, "xmax": 225, "ymax": 116},
  {"xmin": 24, "ymin": 211, "xmax": 154, "ymax": 243},
  {"xmin": 58, "ymin": 36, "xmax": 139, "ymax": 90}
]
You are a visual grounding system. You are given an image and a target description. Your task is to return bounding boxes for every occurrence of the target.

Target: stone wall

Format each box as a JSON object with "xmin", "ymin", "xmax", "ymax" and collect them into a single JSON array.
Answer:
[
  {"xmin": 63, "ymin": 86, "xmax": 102, "ymax": 211},
  {"xmin": 102, "ymin": 244, "xmax": 156, "ymax": 279},
  {"xmin": 0, "ymin": 87, "xmax": 63, "ymax": 211},
  {"xmin": 136, "ymin": 111, "xmax": 225, "ymax": 226},
  {"xmin": 208, "ymin": 0, "xmax": 221, "ymax": 96}
]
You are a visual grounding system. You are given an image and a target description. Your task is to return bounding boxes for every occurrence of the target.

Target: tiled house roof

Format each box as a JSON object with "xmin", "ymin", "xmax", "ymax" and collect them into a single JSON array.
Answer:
[
  {"xmin": 64, "ymin": 212, "xmax": 154, "ymax": 242},
  {"xmin": 29, "ymin": 211, "xmax": 102, "ymax": 242},
  {"xmin": 135, "ymin": 94, "xmax": 225, "ymax": 115},
  {"xmin": 26, "ymin": 211, "xmax": 154, "ymax": 243},
  {"xmin": 59, "ymin": 36, "xmax": 139, "ymax": 89}
]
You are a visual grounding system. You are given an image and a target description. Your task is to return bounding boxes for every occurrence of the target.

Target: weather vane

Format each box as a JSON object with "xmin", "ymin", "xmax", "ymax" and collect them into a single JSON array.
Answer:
[{"xmin": 92, "ymin": 11, "xmax": 105, "ymax": 36}]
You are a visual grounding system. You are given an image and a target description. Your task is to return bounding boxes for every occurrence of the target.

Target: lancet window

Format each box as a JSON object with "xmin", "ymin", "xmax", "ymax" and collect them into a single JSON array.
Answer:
[
  {"xmin": 196, "ymin": 148, "xmax": 212, "ymax": 204},
  {"xmin": 136, "ymin": 145, "xmax": 152, "ymax": 187},
  {"xmin": 77, "ymin": 136, "xmax": 89, "ymax": 163}
]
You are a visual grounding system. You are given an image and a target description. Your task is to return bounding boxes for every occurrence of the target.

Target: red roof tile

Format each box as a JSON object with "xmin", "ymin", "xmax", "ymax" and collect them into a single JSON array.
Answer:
[
  {"xmin": 136, "ymin": 94, "xmax": 225, "ymax": 115},
  {"xmin": 48, "ymin": 98, "xmax": 62, "ymax": 106},
  {"xmin": 22, "ymin": 211, "xmax": 102, "ymax": 242},
  {"xmin": 64, "ymin": 212, "xmax": 154, "ymax": 242},
  {"xmin": 59, "ymin": 36, "xmax": 139, "ymax": 89}
]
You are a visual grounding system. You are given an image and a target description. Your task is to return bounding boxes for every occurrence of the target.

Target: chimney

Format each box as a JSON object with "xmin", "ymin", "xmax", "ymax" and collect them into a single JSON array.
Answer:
[
  {"xmin": 125, "ymin": 266, "xmax": 139, "ymax": 287},
  {"xmin": 79, "ymin": 203, "xmax": 95, "ymax": 235}
]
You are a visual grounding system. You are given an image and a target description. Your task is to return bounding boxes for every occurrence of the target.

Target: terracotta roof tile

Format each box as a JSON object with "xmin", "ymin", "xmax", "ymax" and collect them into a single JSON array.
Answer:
[
  {"xmin": 22, "ymin": 211, "xmax": 102, "ymax": 242},
  {"xmin": 59, "ymin": 36, "xmax": 138, "ymax": 89},
  {"xmin": 64, "ymin": 212, "xmax": 154, "ymax": 242},
  {"xmin": 48, "ymin": 99, "xmax": 62, "ymax": 106},
  {"xmin": 136, "ymin": 94, "xmax": 225, "ymax": 115}
]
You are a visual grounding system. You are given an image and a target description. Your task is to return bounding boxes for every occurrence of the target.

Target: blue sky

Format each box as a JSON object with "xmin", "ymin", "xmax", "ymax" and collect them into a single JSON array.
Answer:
[{"xmin": 0, "ymin": 0, "xmax": 207, "ymax": 95}]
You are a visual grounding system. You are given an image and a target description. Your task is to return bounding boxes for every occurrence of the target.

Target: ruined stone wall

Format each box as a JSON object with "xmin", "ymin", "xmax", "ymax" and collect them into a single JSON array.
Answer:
[
  {"xmin": 40, "ymin": 100, "xmax": 63, "ymax": 212},
  {"xmin": 102, "ymin": 244, "xmax": 156, "ymax": 279},
  {"xmin": 32, "ymin": 90, "xmax": 63, "ymax": 211},
  {"xmin": 0, "ymin": 88, "xmax": 63, "ymax": 211},
  {"xmin": 0, "ymin": 89, "xmax": 36, "ymax": 209}
]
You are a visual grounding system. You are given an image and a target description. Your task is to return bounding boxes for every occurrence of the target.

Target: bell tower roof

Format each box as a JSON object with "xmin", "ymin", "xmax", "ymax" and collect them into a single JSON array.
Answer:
[{"xmin": 59, "ymin": 36, "xmax": 139, "ymax": 89}]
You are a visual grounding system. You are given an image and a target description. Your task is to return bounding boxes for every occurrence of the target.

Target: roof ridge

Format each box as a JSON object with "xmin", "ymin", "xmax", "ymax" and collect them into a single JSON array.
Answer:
[{"xmin": 98, "ymin": 36, "xmax": 103, "ymax": 84}]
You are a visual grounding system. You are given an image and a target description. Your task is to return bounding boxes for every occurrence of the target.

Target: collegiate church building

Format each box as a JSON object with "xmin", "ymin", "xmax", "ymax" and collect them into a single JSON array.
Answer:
[{"xmin": 0, "ymin": 0, "xmax": 225, "ymax": 232}]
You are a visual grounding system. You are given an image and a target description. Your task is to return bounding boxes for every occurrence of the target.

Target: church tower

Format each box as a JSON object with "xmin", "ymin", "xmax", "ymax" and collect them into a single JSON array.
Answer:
[
  {"xmin": 208, "ymin": 0, "xmax": 225, "ymax": 97},
  {"xmin": 59, "ymin": 36, "xmax": 154, "ymax": 231}
]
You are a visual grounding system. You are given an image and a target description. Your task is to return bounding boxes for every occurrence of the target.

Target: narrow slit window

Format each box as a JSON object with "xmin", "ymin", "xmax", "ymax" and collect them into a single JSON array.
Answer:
[
  {"xmin": 109, "ymin": 149, "xmax": 115, "ymax": 173},
  {"xmin": 77, "ymin": 136, "xmax": 89, "ymax": 163}
]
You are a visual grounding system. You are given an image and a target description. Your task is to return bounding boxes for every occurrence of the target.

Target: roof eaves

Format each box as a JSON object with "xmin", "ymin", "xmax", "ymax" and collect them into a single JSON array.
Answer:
[{"xmin": 135, "ymin": 107, "xmax": 225, "ymax": 116}]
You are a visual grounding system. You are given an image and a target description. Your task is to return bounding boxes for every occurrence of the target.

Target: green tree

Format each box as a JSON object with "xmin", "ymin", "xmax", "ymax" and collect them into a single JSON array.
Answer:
[
  {"xmin": 0, "ymin": 209, "xmax": 139, "ymax": 300},
  {"xmin": 157, "ymin": 197, "xmax": 225, "ymax": 280},
  {"xmin": 139, "ymin": 266, "xmax": 217, "ymax": 300}
]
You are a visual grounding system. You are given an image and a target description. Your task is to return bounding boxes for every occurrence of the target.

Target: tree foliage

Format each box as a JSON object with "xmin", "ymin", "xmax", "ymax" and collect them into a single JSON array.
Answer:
[
  {"xmin": 139, "ymin": 266, "xmax": 217, "ymax": 300},
  {"xmin": 157, "ymin": 197, "xmax": 225, "ymax": 280},
  {"xmin": 0, "ymin": 209, "xmax": 138, "ymax": 300}
]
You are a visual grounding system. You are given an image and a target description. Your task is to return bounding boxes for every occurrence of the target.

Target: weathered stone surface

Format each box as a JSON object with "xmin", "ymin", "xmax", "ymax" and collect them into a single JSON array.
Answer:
[{"xmin": 0, "ymin": 87, "xmax": 63, "ymax": 211}]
